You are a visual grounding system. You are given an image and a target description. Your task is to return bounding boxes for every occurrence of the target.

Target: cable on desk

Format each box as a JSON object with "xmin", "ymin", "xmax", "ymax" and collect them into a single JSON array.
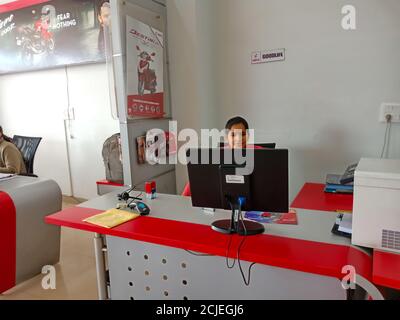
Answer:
[
  {"xmin": 184, "ymin": 250, "xmax": 214, "ymax": 257},
  {"xmin": 126, "ymin": 192, "xmax": 143, "ymax": 208},
  {"xmin": 237, "ymin": 211, "xmax": 257, "ymax": 287},
  {"xmin": 189, "ymin": 202, "xmax": 256, "ymax": 285},
  {"xmin": 125, "ymin": 184, "xmax": 138, "ymax": 195},
  {"xmin": 225, "ymin": 235, "xmax": 236, "ymax": 269},
  {"xmin": 225, "ymin": 201, "xmax": 237, "ymax": 269}
]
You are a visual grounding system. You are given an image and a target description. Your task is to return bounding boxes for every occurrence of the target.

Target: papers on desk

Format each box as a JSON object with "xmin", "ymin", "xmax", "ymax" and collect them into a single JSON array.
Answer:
[
  {"xmin": 332, "ymin": 214, "xmax": 352, "ymax": 238},
  {"xmin": 83, "ymin": 209, "xmax": 140, "ymax": 229},
  {"xmin": 325, "ymin": 174, "xmax": 354, "ymax": 194},
  {"xmin": 338, "ymin": 214, "xmax": 352, "ymax": 234},
  {"xmin": 245, "ymin": 209, "xmax": 298, "ymax": 225},
  {"xmin": 0, "ymin": 173, "xmax": 16, "ymax": 181}
]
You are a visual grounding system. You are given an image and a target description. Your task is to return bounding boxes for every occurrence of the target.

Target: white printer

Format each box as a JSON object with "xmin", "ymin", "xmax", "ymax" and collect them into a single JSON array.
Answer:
[{"xmin": 352, "ymin": 158, "xmax": 400, "ymax": 253}]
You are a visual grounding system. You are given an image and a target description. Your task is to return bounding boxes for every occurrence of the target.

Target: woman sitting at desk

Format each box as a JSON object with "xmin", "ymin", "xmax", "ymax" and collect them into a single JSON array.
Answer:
[
  {"xmin": 0, "ymin": 126, "xmax": 27, "ymax": 175},
  {"xmin": 182, "ymin": 116, "xmax": 262, "ymax": 197}
]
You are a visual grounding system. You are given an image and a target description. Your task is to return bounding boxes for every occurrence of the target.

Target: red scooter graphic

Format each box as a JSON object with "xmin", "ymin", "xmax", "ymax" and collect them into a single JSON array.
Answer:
[
  {"xmin": 16, "ymin": 14, "xmax": 55, "ymax": 64},
  {"xmin": 136, "ymin": 46, "xmax": 157, "ymax": 95}
]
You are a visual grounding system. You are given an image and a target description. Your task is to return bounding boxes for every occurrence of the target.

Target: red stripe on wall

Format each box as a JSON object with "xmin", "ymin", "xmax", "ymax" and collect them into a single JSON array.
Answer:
[
  {"xmin": 0, "ymin": 191, "xmax": 16, "ymax": 294},
  {"xmin": 0, "ymin": 0, "xmax": 51, "ymax": 14}
]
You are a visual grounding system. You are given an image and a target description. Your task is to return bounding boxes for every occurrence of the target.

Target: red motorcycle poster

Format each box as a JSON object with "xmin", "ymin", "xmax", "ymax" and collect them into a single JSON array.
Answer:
[
  {"xmin": 126, "ymin": 16, "xmax": 164, "ymax": 119},
  {"xmin": 0, "ymin": 0, "xmax": 109, "ymax": 75}
]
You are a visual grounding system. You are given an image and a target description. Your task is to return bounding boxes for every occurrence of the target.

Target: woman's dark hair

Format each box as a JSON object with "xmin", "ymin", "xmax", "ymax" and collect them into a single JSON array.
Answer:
[
  {"xmin": 0, "ymin": 126, "xmax": 13, "ymax": 143},
  {"xmin": 98, "ymin": 0, "xmax": 110, "ymax": 14},
  {"xmin": 225, "ymin": 116, "xmax": 249, "ymax": 131}
]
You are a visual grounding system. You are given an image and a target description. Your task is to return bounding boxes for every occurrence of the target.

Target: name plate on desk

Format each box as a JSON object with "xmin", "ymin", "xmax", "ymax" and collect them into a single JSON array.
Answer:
[
  {"xmin": 202, "ymin": 208, "xmax": 216, "ymax": 215},
  {"xmin": 226, "ymin": 175, "xmax": 245, "ymax": 184}
]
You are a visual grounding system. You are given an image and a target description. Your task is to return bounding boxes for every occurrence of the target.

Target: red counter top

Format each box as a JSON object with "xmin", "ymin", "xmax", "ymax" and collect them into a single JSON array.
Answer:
[
  {"xmin": 291, "ymin": 183, "xmax": 353, "ymax": 213},
  {"xmin": 373, "ymin": 250, "xmax": 400, "ymax": 290}
]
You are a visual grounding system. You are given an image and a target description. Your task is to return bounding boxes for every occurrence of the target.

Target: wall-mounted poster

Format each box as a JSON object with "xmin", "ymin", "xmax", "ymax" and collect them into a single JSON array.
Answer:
[
  {"xmin": 0, "ymin": 0, "xmax": 110, "ymax": 75},
  {"xmin": 126, "ymin": 16, "xmax": 164, "ymax": 119}
]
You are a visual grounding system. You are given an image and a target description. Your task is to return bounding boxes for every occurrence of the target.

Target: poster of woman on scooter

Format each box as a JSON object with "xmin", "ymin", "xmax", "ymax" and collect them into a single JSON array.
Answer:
[{"xmin": 126, "ymin": 16, "xmax": 164, "ymax": 119}]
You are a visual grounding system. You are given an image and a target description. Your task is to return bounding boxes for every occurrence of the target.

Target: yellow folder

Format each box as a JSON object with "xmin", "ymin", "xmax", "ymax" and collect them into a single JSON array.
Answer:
[{"xmin": 83, "ymin": 209, "xmax": 140, "ymax": 229}]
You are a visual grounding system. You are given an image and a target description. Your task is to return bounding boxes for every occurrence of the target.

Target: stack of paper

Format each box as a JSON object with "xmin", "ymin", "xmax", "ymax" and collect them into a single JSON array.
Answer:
[
  {"xmin": 0, "ymin": 173, "xmax": 15, "ymax": 181},
  {"xmin": 83, "ymin": 209, "xmax": 140, "ymax": 229},
  {"xmin": 338, "ymin": 214, "xmax": 353, "ymax": 234},
  {"xmin": 325, "ymin": 174, "xmax": 354, "ymax": 194}
]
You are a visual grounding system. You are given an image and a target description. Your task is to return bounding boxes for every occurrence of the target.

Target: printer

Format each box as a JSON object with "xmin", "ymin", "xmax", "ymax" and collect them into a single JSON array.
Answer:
[{"xmin": 352, "ymin": 158, "xmax": 400, "ymax": 253}]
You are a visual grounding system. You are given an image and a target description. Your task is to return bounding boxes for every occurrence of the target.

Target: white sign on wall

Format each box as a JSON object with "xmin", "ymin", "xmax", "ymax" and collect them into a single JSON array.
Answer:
[{"xmin": 251, "ymin": 48, "xmax": 285, "ymax": 64}]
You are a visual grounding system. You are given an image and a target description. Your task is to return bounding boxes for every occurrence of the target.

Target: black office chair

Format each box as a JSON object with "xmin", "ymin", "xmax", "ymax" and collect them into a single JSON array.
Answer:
[
  {"xmin": 12, "ymin": 135, "xmax": 42, "ymax": 176},
  {"xmin": 219, "ymin": 142, "xmax": 276, "ymax": 149},
  {"xmin": 255, "ymin": 143, "xmax": 276, "ymax": 149}
]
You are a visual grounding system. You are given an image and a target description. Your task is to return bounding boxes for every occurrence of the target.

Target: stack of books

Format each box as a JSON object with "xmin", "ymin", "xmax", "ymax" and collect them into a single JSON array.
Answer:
[{"xmin": 325, "ymin": 174, "xmax": 354, "ymax": 194}]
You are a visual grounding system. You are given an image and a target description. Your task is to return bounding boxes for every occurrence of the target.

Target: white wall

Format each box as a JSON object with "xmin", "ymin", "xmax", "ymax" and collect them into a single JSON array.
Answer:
[
  {"xmin": 0, "ymin": 68, "xmax": 72, "ymax": 194},
  {"xmin": 167, "ymin": 0, "xmax": 219, "ymax": 129},
  {"xmin": 167, "ymin": 0, "xmax": 219, "ymax": 193},
  {"xmin": 167, "ymin": 0, "xmax": 400, "ymax": 201},
  {"xmin": 0, "ymin": 63, "xmax": 120, "ymax": 199}
]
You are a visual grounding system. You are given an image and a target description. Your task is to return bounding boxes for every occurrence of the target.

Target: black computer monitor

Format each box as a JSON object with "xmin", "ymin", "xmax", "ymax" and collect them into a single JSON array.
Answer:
[{"xmin": 187, "ymin": 148, "xmax": 289, "ymax": 236}]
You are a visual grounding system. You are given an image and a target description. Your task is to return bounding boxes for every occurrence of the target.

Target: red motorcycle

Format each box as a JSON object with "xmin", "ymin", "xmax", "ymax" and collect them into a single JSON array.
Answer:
[{"xmin": 16, "ymin": 22, "xmax": 54, "ymax": 64}]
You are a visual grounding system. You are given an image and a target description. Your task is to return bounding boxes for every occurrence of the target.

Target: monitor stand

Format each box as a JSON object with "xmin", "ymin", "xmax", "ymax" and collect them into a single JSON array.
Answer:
[{"xmin": 211, "ymin": 198, "xmax": 265, "ymax": 236}]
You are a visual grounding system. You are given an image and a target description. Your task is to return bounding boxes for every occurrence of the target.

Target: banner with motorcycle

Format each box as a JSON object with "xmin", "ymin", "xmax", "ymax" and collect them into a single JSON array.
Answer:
[
  {"xmin": 126, "ymin": 16, "xmax": 164, "ymax": 119},
  {"xmin": 0, "ymin": 0, "xmax": 109, "ymax": 75}
]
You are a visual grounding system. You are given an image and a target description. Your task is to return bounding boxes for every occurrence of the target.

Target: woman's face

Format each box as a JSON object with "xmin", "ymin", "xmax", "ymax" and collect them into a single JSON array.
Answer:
[
  {"xmin": 227, "ymin": 123, "xmax": 248, "ymax": 149},
  {"xmin": 98, "ymin": 4, "xmax": 110, "ymax": 27}
]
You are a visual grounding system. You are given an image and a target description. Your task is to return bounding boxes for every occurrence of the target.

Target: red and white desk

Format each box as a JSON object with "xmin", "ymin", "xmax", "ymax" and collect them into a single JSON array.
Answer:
[
  {"xmin": 293, "ymin": 183, "xmax": 400, "ymax": 293},
  {"xmin": 96, "ymin": 180, "xmax": 124, "ymax": 196},
  {"xmin": 45, "ymin": 183, "xmax": 389, "ymax": 300},
  {"xmin": 0, "ymin": 176, "xmax": 62, "ymax": 294}
]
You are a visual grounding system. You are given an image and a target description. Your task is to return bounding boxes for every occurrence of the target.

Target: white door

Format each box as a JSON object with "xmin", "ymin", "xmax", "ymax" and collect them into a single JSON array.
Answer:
[{"xmin": 64, "ymin": 63, "xmax": 120, "ymax": 200}]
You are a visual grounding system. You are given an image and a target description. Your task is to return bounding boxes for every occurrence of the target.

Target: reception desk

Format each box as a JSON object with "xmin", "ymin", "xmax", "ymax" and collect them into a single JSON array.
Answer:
[
  {"xmin": 45, "ymin": 185, "xmax": 384, "ymax": 300},
  {"xmin": 0, "ymin": 176, "xmax": 62, "ymax": 294}
]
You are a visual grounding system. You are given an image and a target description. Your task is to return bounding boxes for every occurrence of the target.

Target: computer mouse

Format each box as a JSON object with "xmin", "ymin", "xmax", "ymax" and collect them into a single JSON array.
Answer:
[{"xmin": 130, "ymin": 201, "xmax": 150, "ymax": 216}]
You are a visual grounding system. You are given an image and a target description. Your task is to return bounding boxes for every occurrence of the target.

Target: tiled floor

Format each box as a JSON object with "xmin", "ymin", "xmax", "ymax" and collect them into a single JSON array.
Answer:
[{"xmin": 0, "ymin": 197, "xmax": 99, "ymax": 300}]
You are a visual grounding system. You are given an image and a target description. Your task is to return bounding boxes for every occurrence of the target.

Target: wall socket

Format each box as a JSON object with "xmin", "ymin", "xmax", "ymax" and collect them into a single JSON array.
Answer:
[{"xmin": 380, "ymin": 103, "xmax": 400, "ymax": 123}]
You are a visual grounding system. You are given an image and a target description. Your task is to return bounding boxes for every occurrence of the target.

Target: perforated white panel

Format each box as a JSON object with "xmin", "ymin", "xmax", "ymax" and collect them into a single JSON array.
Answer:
[{"xmin": 106, "ymin": 236, "xmax": 347, "ymax": 300}]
